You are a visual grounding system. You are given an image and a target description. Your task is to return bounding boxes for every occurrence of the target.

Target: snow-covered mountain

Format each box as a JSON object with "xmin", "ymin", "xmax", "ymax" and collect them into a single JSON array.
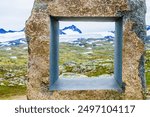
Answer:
[
  {"xmin": 0, "ymin": 28, "xmax": 8, "ymax": 34},
  {"xmin": 0, "ymin": 28, "xmax": 26, "ymax": 47},
  {"xmin": 0, "ymin": 28, "xmax": 15, "ymax": 34},
  {"xmin": 0, "ymin": 28, "xmax": 23, "ymax": 34},
  {"xmin": 0, "ymin": 38, "xmax": 26, "ymax": 47},
  {"xmin": 145, "ymin": 25, "xmax": 150, "ymax": 43},
  {"xmin": 1, "ymin": 25, "xmax": 150, "ymax": 47},
  {"xmin": 59, "ymin": 31, "xmax": 114, "ymax": 43},
  {"xmin": 60, "ymin": 25, "xmax": 82, "ymax": 35},
  {"xmin": 0, "ymin": 29, "xmax": 26, "ymax": 47},
  {"xmin": 0, "ymin": 25, "xmax": 114, "ymax": 47},
  {"xmin": 147, "ymin": 25, "xmax": 150, "ymax": 35},
  {"xmin": 0, "ymin": 31, "xmax": 25, "ymax": 42},
  {"xmin": 59, "ymin": 25, "xmax": 115, "ymax": 43}
]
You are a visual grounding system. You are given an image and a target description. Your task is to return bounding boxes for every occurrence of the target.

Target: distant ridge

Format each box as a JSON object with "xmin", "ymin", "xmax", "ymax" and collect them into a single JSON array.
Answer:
[
  {"xmin": 60, "ymin": 25, "xmax": 82, "ymax": 35},
  {"xmin": 0, "ymin": 28, "xmax": 24, "ymax": 34},
  {"xmin": 0, "ymin": 25, "xmax": 150, "ymax": 47}
]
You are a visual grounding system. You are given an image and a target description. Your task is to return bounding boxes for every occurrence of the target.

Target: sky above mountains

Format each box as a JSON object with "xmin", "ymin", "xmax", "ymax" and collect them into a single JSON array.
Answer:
[
  {"xmin": 0, "ymin": 0, "xmax": 34, "ymax": 30},
  {"xmin": 0, "ymin": 0, "xmax": 150, "ymax": 33}
]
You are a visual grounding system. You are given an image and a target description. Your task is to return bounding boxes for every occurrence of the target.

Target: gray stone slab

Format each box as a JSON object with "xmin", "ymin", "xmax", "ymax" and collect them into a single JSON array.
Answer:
[
  {"xmin": 26, "ymin": 0, "xmax": 146, "ymax": 100},
  {"xmin": 50, "ymin": 77, "xmax": 121, "ymax": 91}
]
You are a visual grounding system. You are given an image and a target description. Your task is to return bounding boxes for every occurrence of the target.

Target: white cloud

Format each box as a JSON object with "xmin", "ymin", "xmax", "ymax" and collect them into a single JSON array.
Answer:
[
  {"xmin": 0, "ymin": 32, "xmax": 25, "ymax": 42},
  {"xmin": 0, "ymin": 0, "xmax": 149, "ymax": 31},
  {"xmin": 0, "ymin": 0, "xmax": 34, "ymax": 30}
]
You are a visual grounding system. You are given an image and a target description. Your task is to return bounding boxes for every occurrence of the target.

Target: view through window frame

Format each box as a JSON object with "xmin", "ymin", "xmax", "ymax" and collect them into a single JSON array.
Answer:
[{"xmin": 49, "ymin": 16, "xmax": 123, "ymax": 91}]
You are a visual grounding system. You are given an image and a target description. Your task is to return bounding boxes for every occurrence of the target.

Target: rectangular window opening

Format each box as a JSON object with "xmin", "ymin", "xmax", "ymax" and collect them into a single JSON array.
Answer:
[{"xmin": 50, "ymin": 17, "xmax": 123, "ymax": 91}]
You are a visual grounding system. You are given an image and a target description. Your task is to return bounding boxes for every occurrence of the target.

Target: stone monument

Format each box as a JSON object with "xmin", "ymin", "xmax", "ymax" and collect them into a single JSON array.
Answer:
[{"xmin": 25, "ymin": 0, "xmax": 146, "ymax": 100}]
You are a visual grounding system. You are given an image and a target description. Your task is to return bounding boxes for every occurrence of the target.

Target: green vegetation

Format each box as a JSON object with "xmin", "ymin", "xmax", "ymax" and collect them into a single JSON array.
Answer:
[
  {"xmin": 145, "ymin": 49, "xmax": 150, "ymax": 91},
  {"xmin": 0, "ymin": 39, "xmax": 150, "ymax": 99},
  {"xmin": 59, "ymin": 41, "xmax": 114, "ymax": 77},
  {"xmin": 0, "ymin": 45, "xmax": 27, "ymax": 99},
  {"xmin": 0, "ymin": 45, "xmax": 27, "ymax": 79},
  {"xmin": 0, "ymin": 86, "xmax": 26, "ymax": 99}
]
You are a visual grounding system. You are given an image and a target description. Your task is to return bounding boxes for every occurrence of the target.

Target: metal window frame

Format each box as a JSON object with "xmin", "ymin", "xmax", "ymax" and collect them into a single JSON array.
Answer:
[{"xmin": 50, "ymin": 16, "xmax": 123, "ymax": 91}]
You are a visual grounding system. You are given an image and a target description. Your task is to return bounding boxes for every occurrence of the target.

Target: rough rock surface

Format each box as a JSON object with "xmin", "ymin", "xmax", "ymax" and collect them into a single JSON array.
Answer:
[{"xmin": 25, "ymin": 0, "xmax": 146, "ymax": 100}]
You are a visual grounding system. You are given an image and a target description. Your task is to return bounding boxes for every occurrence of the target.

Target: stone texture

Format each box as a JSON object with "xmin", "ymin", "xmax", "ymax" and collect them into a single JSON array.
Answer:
[
  {"xmin": 122, "ymin": 21, "xmax": 145, "ymax": 99},
  {"xmin": 25, "ymin": 0, "xmax": 146, "ymax": 100}
]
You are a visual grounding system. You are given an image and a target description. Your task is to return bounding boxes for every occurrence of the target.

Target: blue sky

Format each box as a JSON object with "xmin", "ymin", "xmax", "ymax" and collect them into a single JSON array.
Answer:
[{"xmin": 0, "ymin": 0, "xmax": 149, "ymax": 33}]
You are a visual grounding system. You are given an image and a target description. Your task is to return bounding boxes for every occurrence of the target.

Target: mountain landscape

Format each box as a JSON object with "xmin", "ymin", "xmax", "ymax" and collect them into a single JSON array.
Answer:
[
  {"xmin": 0, "ymin": 28, "xmax": 17, "ymax": 34},
  {"xmin": 0, "ymin": 25, "xmax": 150, "ymax": 98},
  {"xmin": 1, "ymin": 25, "xmax": 150, "ymax": 47},
  {"xmin": 0, "ymin": 25, "xmax": 115, "ymax": 47},
  {"xmin": 60, "ymin": 25, "xmax": 82, "ymax": 35}
]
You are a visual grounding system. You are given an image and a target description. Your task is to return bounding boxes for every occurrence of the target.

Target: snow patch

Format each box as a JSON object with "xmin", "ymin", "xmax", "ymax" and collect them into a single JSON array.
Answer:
[
  {"xmin": 5, "ymin": 47, "xmax": 11, "ymax": 51},
  {"xmin": 10, "ymin": 56, "xmax": 17, "ymax": 59},
  {"xmin": 147, "ymin": 30, "xmax": 150, "ymax": 36},
  {"xmin": 59, "ymin": 32, "xmax": 114, "ymax": 43},
  {"xmin": 62, "ymin": 30, "xmax": 81, "ymax": 35},
  {"xmin": 0, "ymin": 31, "xmax": 25, "ymax": 42}
]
